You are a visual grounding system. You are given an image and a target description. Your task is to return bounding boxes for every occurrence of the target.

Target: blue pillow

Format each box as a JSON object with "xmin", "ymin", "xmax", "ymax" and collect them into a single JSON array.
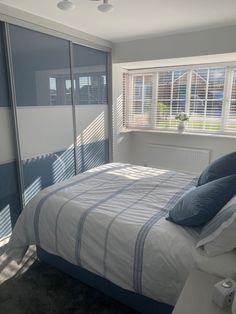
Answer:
[
  {"xmin": 166, "ymin": 175, "xmax": 236, "ymax": 227},
  {"xmin": 197, "ymin": 152, "xmax": 236, "ymax": 186}
]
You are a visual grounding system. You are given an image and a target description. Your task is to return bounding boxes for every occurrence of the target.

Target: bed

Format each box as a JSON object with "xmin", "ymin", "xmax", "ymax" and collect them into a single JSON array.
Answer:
[{"xmin": 6, "ymin": 163, "xmax": 236, "ymax": 313}]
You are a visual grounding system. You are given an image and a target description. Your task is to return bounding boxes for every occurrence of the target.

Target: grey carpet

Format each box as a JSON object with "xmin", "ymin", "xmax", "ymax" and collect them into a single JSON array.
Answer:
[{"xmin": 0, "ymin": 260, "xmax": 138, "ymax": 314}]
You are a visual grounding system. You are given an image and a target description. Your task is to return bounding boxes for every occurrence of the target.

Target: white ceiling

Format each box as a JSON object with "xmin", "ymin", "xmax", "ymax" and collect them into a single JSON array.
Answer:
[{"xmin": 0, "ymin": 0, "xmax": 236, "ymax": 43}]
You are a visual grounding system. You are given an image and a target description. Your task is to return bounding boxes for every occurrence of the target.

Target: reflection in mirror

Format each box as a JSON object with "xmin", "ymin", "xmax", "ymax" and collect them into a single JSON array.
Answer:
[{"xmin": 9, "ymin": 25, "xmax": 72, "ymax": 106}]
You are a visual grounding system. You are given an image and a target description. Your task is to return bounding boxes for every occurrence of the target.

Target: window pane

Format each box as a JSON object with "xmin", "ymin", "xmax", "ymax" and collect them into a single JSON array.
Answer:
[
  {"xmin": 189, "ymin": 67, "xmax": 225, "ymax": 132},
  {"xmin": 144, "ymin": 75, "xmax": 153, "ymax": 100},
  {"xmin": 133, "ymin": 76, "xmax": 143, "ymax": 99},
  {"xmin": 127, "ymin": 74, "xmax": 153, "ymax": 128},
  {"xmin": 207, "ymin": 68, "xmax": 225, "ymax": 100},
  {"xmin": 190, "ymin": 68, "xmax": 208, "ymax": 120},
  {"xmin": 157, "ymin": 101, "xmax": 171, "ymax": 128},
  {"xmin": 158, "ymin": 71, "xmax": 172, "ymax": 100},
  {"xmin": 133, "ymin": 101, "xmax": 142, "ymax": 114},
  {"xmin": 157, "ymin": 70, "xmax": 187, "ymax": 129},
  {"xmin": 206, "ymin": 100, "xmax": 222, "ymax": 117}
]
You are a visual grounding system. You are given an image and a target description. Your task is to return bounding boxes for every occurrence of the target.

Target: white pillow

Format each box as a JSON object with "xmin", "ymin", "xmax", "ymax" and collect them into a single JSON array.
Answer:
[{"xmin": 196, "ymin": 195, "xmax": 236, "ymax": 256}]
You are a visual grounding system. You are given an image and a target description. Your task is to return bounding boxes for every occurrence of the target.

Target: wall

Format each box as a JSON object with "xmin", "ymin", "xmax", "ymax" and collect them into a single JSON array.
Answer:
[
  {"xmin": 128, "ymin": 131, "xmax": 236, "ymax": 174},
  {"xmin": 113, "ymin": 25, "xmax": 236, "ymax": 63},
  {"xmin": 112, "ymin": 64, "xmax": 130, "ymax": 163},
  {"xmin": 112, "ymin": 26, "xmax": 236, "ymax": 173}
]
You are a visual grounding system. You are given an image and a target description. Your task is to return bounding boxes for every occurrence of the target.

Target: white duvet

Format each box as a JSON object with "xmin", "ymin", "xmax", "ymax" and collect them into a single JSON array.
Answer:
[{"xmin": 6, "ymin": 163, "xmax": 236, "ymax": 305}]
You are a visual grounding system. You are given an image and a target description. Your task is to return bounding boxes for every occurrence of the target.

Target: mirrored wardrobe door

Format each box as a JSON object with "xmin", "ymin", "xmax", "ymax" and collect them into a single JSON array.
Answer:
[
  {"xmin": 9, "ymin": 25, "xmax": 75, "ymax": 205},
  {"xmin": 0, "ymin": 23, "xmax": 21, "ymax": 238},
  {"xmin": 72, "ymin": 43, "xmax": 109, "ymax": 173}
]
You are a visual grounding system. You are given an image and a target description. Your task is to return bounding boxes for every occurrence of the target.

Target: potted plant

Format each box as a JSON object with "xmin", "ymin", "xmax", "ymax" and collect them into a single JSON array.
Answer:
[{"xmin": 175, "ymin": 112, "xmax": 189, "ymax": 132}]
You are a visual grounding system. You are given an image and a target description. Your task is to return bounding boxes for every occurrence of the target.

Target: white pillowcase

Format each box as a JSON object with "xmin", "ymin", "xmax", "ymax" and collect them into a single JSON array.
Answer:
[{"xmin": 196, "ymin": 195, "xmax": 236, "ymax": 256}]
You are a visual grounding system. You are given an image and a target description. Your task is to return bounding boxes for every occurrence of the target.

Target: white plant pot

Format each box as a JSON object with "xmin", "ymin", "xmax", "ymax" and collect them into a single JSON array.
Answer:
[{"xmin": 177, "ymin": 121, "xmax": 185, "ymax": 133}]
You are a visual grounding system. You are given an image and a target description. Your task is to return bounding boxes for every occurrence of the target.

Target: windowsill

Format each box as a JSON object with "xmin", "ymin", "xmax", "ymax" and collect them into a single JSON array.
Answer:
[{"xmin": 119, "ymin": 128, "xmax": 236, "ymax": 139}]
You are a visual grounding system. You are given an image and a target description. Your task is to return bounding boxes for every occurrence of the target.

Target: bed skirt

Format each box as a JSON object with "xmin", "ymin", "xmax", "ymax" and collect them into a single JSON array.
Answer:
[{"xmin": 37, "ymin": 247, "xmax": 173, "ymax": 314}]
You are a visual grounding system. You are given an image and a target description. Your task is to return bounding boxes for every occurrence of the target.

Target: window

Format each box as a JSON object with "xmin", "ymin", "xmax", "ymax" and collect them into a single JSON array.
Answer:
[{"xmin": 124, "ymin": 65, "xmax": 236, "ymax": 135}]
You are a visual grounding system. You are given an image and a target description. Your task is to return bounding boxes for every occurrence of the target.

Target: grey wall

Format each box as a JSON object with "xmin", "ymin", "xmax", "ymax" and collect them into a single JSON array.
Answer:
[
  {"xmin": 112, "ymin": 26, "xmax": 236, "ymax": 172},
  {"xmin": 113, "ymin": 25, "xmax": 236, "ymax": 63}
]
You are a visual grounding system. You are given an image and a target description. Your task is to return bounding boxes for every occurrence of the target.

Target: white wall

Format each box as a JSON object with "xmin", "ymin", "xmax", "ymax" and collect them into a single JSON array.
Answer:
[
  {"xmin": 128, "ymin": 131, "xmax": 236, "ymax": 174},
  {"xmin": 112, "ymin": 26, "xmax": 236, "ymax": 173},
  {"xmin": 112, "ymin": 64, "xmax": 130, "ymax": 163}
]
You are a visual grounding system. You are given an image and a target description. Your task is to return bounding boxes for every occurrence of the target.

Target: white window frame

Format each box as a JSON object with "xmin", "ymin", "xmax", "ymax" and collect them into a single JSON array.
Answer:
[{"xmin": 125, "ymin": 62, "xmax": 236, "ymax": 136}]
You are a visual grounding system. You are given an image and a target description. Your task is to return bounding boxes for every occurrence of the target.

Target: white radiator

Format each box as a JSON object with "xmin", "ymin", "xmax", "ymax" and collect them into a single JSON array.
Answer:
[{"xmin": 146, "ymin": 143, "xmax": 211, "ymax": 174}]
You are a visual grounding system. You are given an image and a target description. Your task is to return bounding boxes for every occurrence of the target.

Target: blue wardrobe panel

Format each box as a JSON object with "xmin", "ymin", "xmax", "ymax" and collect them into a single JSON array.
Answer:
[
  {"xmin": 0, "ymin": 23, "xmax": 10, "ymax": 107},
  {"xmin": 0, "ymin": 161, "xmax": 21, "ymax": 238},
  {"xmin": 9, "ymin": 25, "xmax": 72, "ymax": 107}
]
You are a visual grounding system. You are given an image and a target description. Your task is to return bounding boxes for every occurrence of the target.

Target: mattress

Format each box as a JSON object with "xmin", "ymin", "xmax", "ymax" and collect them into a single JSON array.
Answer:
[{"xmin": 6, "ymin": 163, "xmax": 236, "ymax": 305}]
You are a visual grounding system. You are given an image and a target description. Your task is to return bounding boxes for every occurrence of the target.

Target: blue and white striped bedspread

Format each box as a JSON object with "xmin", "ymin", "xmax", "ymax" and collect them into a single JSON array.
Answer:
[{"xmin": 7, "ymin": 163, "xmax": 199, "ymax": 305}]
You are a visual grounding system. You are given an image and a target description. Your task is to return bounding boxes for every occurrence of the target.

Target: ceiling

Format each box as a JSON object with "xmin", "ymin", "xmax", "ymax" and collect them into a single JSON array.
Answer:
[{"xmin": 0, "ymin": 0, "xmax": 236, "ymax": 43}]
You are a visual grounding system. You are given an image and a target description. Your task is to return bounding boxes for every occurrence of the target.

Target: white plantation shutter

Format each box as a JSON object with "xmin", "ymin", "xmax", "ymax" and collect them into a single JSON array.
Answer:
[
  {"xmin": 124, "ymin": 65, "xmax": 236, "ymax": 135},
  {"xmin": 188, "ymin": 67, "xmax": 225, "ymax": 132},
  {"xmin": 225, "ymin": 69, "xmax": 236, "ymax": 132},
  {"xmin": 122, "ymin": 72, "xmax": 128, "ymax": 127},
  {"xmin": 126, "ymin": 74, "xmax": 153, "ymax": 128},
  {"xmin": 157, "ymin": 70, "xmax": 187, "ymax": 129},
  {"xmin": 156, "ymin": 71, "xmax": 173, "ymax": 128}
]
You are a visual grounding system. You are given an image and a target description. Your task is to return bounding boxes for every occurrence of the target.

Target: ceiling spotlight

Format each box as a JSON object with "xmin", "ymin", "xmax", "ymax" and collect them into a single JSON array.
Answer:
[
  {"xmin": 98, "ymin": 0, "xmax": 114, "ymax": 13},
  {"xmin": 57, "ymin": 0, "xmax": 76, "ymax": 11}
]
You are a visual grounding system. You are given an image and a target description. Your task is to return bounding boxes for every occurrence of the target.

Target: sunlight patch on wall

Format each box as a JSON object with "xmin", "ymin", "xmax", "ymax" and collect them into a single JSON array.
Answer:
[
  {"xmin": 24, "ymin": 177, "xmax": 42, "ymax": 205},
  {"xmin": 52, "ymin": 147, "xmax": 75, "ymax": 183},
  {"xmin": 76, "ymin": 111, "xmax": 106, "ymax": 146}
]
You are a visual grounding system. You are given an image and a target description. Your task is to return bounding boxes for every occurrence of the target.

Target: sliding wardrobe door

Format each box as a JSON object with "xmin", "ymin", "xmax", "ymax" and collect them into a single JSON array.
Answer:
[
  {"xmin": 0, "ymin": 23, "xmax": 21, "ymax": 238},
  {"xmin": 9, "ymin": 25, "xmax": 75, "ymax": 204},
  {"xmin": 72, "ymin": 44, "xmax": 109, "ymax": 173}
]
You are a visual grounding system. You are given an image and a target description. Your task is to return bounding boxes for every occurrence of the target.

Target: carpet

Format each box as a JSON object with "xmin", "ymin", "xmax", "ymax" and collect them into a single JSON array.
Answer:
[{"xmin": 0, "ymin": 260, "xmax": 138, "ymax": 314}]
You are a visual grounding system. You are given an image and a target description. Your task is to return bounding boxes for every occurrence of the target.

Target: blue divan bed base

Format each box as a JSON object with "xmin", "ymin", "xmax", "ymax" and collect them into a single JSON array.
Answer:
[{"xmin": 37, "ymin": 247, "xmax": 173, "ymax": 314}]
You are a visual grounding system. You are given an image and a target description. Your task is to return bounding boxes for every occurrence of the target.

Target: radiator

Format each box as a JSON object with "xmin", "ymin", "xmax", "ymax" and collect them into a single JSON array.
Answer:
[{"xmin": 146, "ymin": 143, "xmax": 211, "ymax": 174}]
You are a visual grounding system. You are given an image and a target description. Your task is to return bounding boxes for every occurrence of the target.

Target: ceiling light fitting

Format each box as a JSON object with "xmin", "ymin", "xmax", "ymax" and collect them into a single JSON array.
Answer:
[
  {"xmin": 97, "ymin": 0, "xmax": 114, "ymax": 13},
  {"xmin": 57, "ymin": 0, "xmax": 75, "ymax": 11},
  {"xmin": 57, "ymin": 0, "xmax": 114, "ymax": 13}
]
